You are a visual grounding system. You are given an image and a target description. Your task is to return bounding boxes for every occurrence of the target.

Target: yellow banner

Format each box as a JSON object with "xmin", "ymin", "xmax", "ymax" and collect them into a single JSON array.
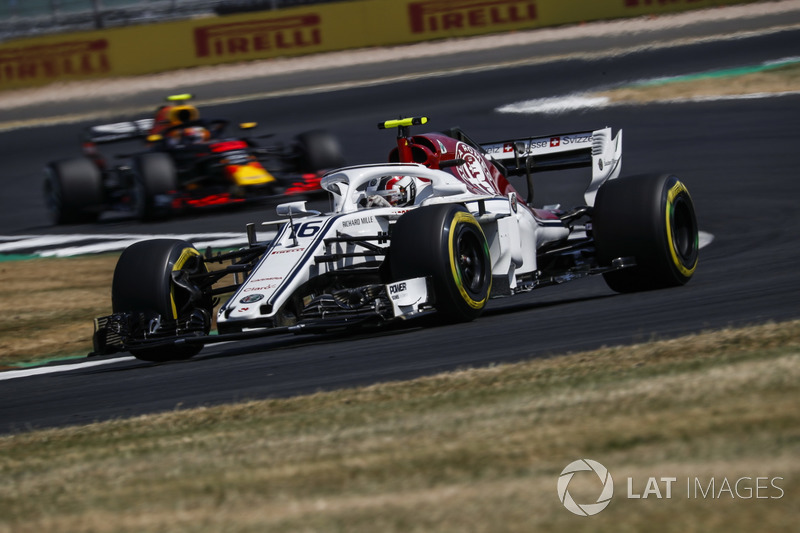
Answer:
[{"xmin": 0, "ymin": 0, "xmax": 762, "ymax": 91}]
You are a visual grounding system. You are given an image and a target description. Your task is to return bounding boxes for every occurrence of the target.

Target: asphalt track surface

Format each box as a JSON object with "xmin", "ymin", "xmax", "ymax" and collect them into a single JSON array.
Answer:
[{"xmin": 1, "ymin": 12, "xmax": 800, "ymax": 434}]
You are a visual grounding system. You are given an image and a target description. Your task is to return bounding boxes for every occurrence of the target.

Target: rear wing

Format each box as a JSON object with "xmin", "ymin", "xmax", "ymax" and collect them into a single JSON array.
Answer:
[
  {"xmin": 83, "ymin": 119, "xmax": 155, "ymax": 144},
  {"xmin": 479, "ymin": 127, "xmax": 622, "ymax": 206}
]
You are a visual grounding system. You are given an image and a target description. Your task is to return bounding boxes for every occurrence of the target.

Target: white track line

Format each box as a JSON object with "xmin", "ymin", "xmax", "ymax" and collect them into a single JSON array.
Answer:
[
  {"xmin": 497, "ymin": 91, "xmax": 800, "ymax": 115},
  {"xmin": 0, "ymin": 232, "xmax": 249, "ymax": 258},
  {"xmin": 699, "ymin": 231, "xmax": 714, "ymax": 249},
  {"xmin": 0, "ymin": 356, "xmax": 137, "ymax": 381}
]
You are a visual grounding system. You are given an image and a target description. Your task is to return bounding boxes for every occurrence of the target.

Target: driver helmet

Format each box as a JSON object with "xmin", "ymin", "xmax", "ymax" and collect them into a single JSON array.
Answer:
[
  {"xmin": 365, "ymin": 175, "xmax": 417, "ymax": 207},
  {"xmin": 182, "ymin": 126, "xmax": 209, "ymax": 144}
]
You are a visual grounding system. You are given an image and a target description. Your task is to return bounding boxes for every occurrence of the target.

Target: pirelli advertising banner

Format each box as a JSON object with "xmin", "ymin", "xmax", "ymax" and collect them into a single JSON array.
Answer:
[{"xmin": 0, "ymin": 0, "xmax": 760, "ymax": 91}]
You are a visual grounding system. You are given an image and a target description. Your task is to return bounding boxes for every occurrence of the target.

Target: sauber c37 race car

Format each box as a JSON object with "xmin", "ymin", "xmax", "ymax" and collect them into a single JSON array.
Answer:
[
  {"xmin": 44, "ymin": 94, "xmax": 345, "ymax": 224},
  {"xmin": 91, "ymin": 117, "xmax": 699, "ymax": 362}
]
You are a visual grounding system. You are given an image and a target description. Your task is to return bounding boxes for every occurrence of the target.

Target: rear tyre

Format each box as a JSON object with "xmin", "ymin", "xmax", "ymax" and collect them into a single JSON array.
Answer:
[
  {"xmin": 44, "ymin": 157, "xmax": 103, "ymax": 224},
  {"xmin": 112, "ymin": 239, "xmax": 211, "ymax": 362},
  {"xmin": 593, "ymin": 173, "xmax": 698, "ymax": 293},
  {"xmin": 133, "ymin": 152, "xmax": 177, "ymax": 221},
  {"xmin": 294, "ymin": 130, "xmax": 346, "ymax": 172},
  {"xmin": 390, "ymin": 204, "xmax": 492, "ymax": 322}
]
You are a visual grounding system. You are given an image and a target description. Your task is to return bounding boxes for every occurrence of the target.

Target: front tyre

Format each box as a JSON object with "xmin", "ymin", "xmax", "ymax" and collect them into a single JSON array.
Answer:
[
  {"xmin": 593, "ymin": 173, "xmax": 699, "ymax": 293},
  {"xmin": 390, "ymin": 204, "xmax": 492, "ymax": 322},
  {"xmin": 133, "ymin": 152, "xmax": 177, "ymax": 221},
  {"xmin": 112, "ymin": 239, "xmax": 211, "ymax": 362},
  {"xmin": 44, "ymin": 157, "xmax": 103, "ymax": 224}
]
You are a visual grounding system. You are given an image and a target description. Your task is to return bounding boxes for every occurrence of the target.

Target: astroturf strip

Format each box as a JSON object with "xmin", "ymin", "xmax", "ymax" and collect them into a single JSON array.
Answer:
[{"xmin": 628, "ymin": 57, "xmax": 800, "ymax": 88}]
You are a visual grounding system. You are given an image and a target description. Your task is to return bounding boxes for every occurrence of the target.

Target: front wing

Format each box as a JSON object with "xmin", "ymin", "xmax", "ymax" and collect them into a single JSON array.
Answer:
[{"xmin": 90, "ymin": 276, "xmax": 433, "ymax": 356}]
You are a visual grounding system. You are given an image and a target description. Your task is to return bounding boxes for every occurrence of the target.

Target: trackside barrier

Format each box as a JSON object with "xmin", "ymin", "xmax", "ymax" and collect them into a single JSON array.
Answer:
[{"xmin": 0, "ymin": 0, "xmax": 764, "ymax": 91}]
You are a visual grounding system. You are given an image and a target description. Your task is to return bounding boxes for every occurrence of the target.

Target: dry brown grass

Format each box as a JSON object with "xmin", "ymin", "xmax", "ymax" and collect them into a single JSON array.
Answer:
[
  {"xmin": 0, "ymin": 320, "xmax": 798, "ymax": 532},
  {"xmin": 0, "ymin": 253, "xmax": 238, "ymax": 367},
  {"xmin": 0, "ymin": 255, "xmax": 116, "ymax": 365},
  {"xmin": 598, "ymin": 62, "xmax": 800, "ymax": 103}
]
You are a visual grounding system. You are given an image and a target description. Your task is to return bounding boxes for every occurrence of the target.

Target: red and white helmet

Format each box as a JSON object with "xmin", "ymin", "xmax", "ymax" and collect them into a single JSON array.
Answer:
[{"xmin": 365, "ymin": 175, "xmax": 417, "ymax": 207}]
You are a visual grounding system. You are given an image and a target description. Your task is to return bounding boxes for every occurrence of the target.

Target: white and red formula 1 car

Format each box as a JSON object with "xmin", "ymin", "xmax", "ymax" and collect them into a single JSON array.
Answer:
[{"xmin": 92, "ymin": 117, "xmax": 698, "ymax": 362}]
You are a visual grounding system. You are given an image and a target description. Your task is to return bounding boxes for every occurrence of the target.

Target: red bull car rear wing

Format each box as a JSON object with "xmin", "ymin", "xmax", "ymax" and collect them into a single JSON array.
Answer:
[{"xmin": 84, "ymin": 119, "xmax": 155, "ymax": 144}]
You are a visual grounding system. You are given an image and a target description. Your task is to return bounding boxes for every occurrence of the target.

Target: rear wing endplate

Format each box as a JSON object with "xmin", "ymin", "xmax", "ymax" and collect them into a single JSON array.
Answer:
[{"xmin": 480, "ymin": 127, "xmax": 622, "ymax": 206}]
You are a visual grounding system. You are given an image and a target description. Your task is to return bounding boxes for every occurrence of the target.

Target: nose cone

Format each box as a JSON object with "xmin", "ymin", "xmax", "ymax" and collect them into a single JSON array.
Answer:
[{"xmin": 229, "ymin": 163, "xmax": 275, "ymax": 186}]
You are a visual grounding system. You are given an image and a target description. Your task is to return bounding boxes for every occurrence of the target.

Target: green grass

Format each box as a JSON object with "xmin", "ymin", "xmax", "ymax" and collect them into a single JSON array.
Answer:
[{"xmin": 1, "ymin": 320, "xmax": 798, "ymax": 532}]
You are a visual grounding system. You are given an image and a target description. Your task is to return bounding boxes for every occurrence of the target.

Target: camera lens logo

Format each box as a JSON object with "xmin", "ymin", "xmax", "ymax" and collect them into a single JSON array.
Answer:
[{"xmin": 557, "ymin": 459, "xmax": 614, "ymax": 516}]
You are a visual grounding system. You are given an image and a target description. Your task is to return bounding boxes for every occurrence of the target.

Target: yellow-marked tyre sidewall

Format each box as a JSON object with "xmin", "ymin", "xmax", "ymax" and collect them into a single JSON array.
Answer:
[
  {"xmin": 390, "ymin": 204, "xmax": 492, "ymax": 322},
  {"xmin": 112, "ymin": 239, "xmax": 210, "ymax": 361},
  {"xmin": 665, "ymin": 179, "xmax": 698, "ymax": 281},
  {"xmin": 169, "ymin": 246, "xmax": 205, "ymax": 319},
  {"xmin": 593, "ymin": 173, "xmax": 699, "ymax": 292},
  {"xmin": 113, "ymin": 239, "xmax": 206, "ymax": 318},
  {"xmin": 447, "ymin": 211, "xmax": 492, "ymax": 312}
]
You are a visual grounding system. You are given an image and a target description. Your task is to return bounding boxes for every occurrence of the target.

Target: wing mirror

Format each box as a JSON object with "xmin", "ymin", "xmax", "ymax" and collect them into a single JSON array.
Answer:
[
  {"xmin": 276, "ymin": 201, "xmax": 321, "ymax": 217},
  {"xmin": 431, "ymin": 180, "xmax": 468, "ymax": 196}
]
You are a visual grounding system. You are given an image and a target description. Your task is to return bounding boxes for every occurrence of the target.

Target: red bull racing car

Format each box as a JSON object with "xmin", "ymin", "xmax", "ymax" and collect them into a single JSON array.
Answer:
[
  {"xmin": 44, "ymin": 94, "xmax": 345, "ymax": 223},
  {"xmin": 91, "ymin": 116, "xmax": 699, "ymax": 362}
]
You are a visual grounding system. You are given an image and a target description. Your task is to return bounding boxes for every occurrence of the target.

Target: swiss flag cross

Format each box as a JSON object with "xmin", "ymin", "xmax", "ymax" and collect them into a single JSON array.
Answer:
[
  {"xmin": 550, "ymin": 137, "xmax": 560, "ymax": 147},
  {"xmin": 503, "ymin": 143, "xmax": 513, "ymax": 152}
]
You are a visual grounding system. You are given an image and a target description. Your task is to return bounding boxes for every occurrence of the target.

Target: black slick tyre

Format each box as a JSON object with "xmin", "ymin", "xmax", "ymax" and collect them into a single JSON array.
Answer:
[
  {"xmin": 390, "ymin": 204, "xmax": 492, "ymax": 322},
  {"xmin": 592, "ymin": 173, "xmax": 699, "ymax": 293},
  {"xmin": 112, "ymin": 239, "xmax": 210, "ymax": 362},
  {"xmin": 133, "ymin": 152, "xmax": 177, "ymax": 221},
  {"xmin": 294, "ymin": 130, "xmax": 346, "ymax": 172},
  {"xmin": 44, "ymin": 157, "xmax": 103, "ymax": 224}
]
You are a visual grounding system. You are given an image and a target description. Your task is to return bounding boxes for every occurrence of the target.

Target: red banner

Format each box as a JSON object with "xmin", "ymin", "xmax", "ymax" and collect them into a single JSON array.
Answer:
[
  {"xmin": 408, "ymin": 0, "xmax": 538, "ymax": 34},
  {"xmin": 0, "ymin": 39, "xmax": 110, "ymax": 84}
]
